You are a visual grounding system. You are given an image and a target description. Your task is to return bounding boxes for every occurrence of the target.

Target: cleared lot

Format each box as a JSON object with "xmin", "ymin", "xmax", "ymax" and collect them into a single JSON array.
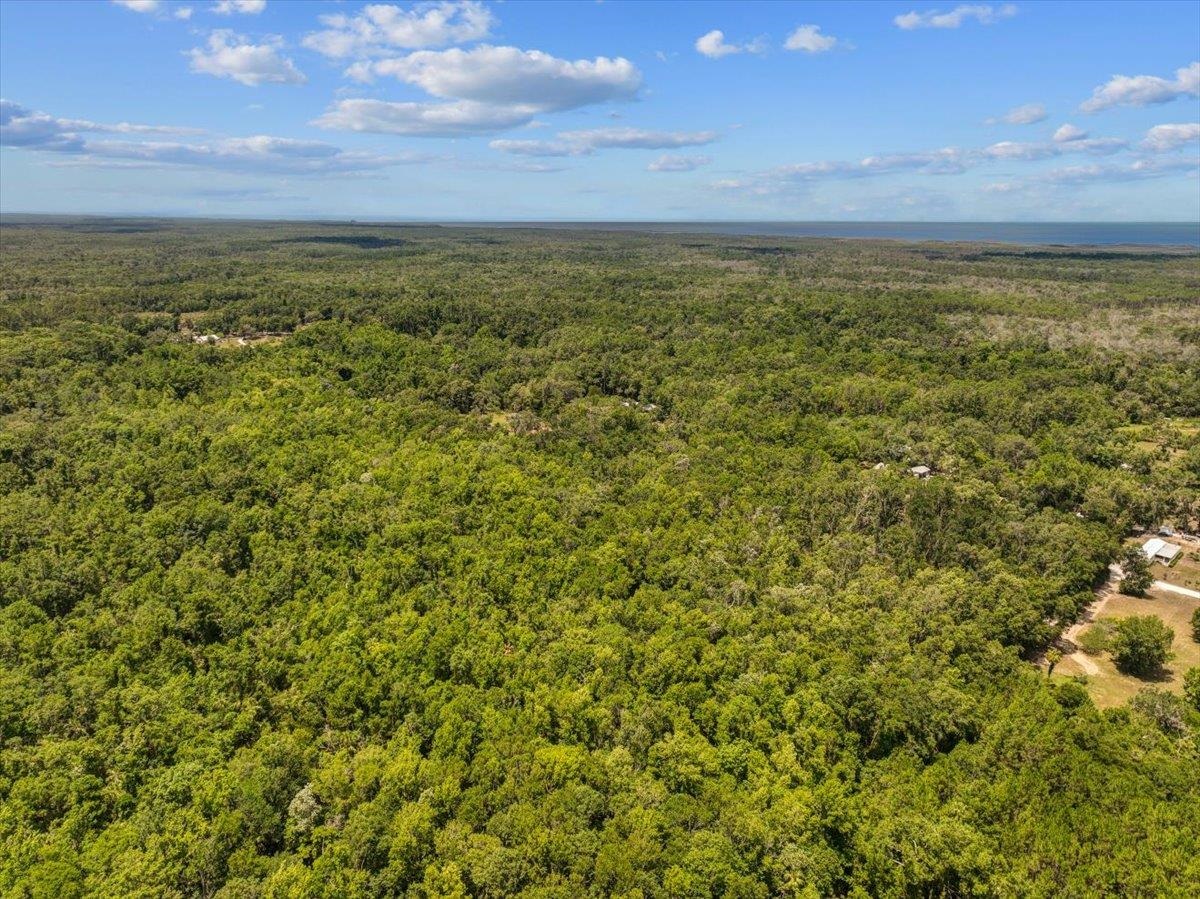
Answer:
[{"xmin": 1055, "ymin": 584, "xmax": 1200, "ymax": 708}]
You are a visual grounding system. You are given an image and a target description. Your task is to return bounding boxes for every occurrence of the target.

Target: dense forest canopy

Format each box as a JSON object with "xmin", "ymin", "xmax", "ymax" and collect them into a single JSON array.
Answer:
[{"xmin": 1, "ymin": 218, "xmax": 1199, "ymax": 898}]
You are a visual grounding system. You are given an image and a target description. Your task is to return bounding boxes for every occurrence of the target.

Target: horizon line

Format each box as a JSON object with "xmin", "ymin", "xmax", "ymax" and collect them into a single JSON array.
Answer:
[{"xmin": 2, "ymin": 212, "xmax": 1199, "ymax": 226}]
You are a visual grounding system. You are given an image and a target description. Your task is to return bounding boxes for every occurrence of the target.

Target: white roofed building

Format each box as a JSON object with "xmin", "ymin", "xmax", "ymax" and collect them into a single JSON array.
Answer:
[{"xmin": 1142, "ymin": 538, "xmax": 1181, "ymax": 564}]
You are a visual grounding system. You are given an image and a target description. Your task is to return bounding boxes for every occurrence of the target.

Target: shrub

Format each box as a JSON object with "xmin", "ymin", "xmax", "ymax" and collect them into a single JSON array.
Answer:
[
  {"xmin": 1076, "ymin": 624, "xmax": 1110, "ymax": 656},
  {"xmin": 1184, "ymin": 668, "xmax": 1200, "ymax": 713},
  {"xmin": 1130, "ymin": 688, "xmax": 1188, "ymax": 734},
  {"xmin": 1110, "ymin": 616, "xmax": 1174, "ymax": 676}
]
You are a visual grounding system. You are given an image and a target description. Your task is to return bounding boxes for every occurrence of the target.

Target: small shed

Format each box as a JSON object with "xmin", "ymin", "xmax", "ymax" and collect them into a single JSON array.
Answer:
[
  {"xmin": 909, "ymin": 465, "xmax": 932, "ymax": 479},
  {"xmin": 1142, "ymin": 538, "xmax": 1181, "ymax": 564}
]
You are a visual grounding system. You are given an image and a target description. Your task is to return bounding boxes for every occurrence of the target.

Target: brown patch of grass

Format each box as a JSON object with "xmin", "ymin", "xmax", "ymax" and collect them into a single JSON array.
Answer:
[
  {"xmin": 945, "ymin": 307, "xmax": 1200, "ymax": 359},
  {"xmin": 1054, "ymin": 586, "xmax": 1200, "ymax": 708},
  {"xmin": 486, "ymin": 410, "xmax": 551, "ymax": 436},
  {"xmin": 1153, "ymin": 547, "xmax": 1200, "ymax": 592}
]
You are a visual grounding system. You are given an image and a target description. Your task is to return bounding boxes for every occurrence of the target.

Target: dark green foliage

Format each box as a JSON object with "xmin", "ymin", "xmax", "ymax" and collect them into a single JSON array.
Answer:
[
  {"xmin": 1118, "ymin": 545, "xmax": 1153, "ymax": 596},
  {"xmin": 1192, "ymin": 606, "xmax": 1200, "ymax": 643},
  {"xmin": 1111, "ymin": 616, "xmax": 1175, "ymax": 676},
  {"xmin": 1, "ymin": 220, "xmax": 1198, "ymax": 897}
]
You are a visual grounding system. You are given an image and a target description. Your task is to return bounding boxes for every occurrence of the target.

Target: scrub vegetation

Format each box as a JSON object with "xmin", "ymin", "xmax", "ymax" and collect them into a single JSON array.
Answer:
[{"xmin": 2, "ymin": 218, "xmax": 1199, "ymax": 898}]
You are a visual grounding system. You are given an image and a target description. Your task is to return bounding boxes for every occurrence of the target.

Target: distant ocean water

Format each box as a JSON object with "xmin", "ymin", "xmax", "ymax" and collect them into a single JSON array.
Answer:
[{"xmin": 451, "ymin": 221, "xmax": 1200, "ymax": 248}]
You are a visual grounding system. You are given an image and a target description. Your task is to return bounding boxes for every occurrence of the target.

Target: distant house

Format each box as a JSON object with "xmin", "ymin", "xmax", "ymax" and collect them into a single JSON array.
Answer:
[
  {"xmin": 1142, "ymin": 538, "xmax": 1182, "ymax": 565},
  {"xmin": 193, "ymin": 333, "xmax": 220, "ymax": 345},
  {"xmin": 1157, "ymin": 525, "xmax": 1176, "ymax": 537},
  {"xmin": 909, "ymin": 465, "xmax": 932, "ymax": 479}
]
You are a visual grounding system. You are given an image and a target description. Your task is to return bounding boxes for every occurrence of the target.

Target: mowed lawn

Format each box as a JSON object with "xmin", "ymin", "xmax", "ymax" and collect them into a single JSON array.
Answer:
[{"xmin": 1056, "ymin": 586, "xmax": 1200, "ymax": 708}]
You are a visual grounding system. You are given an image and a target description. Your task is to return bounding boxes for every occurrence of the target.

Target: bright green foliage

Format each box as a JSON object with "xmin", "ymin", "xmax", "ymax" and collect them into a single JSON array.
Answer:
[
  {"xmin": 1130, "ymin": 688, "xmax": 1189, "ymax": 734},
  {"xmin": 1044, "ymin": 648, "xmax": 1062, "ymax": 677},
  {"xmin": 1111, "ymin": 616, "xmax": 1175, "ymax": 676},
  {"xmin": 1182, "ymin": 669, "xmax": 1200, "ymax": 713},
  {"xmin": 1077, "ymin": 622, "xmax": 1112, "ymax": 656},
  {"xmin": 1, "ymin": 221, "xmax": 1199, "ymax": 897}
]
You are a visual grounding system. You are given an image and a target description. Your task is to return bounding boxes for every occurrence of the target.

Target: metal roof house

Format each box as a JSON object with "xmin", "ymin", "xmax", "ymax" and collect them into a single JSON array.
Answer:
[
  {"xmin": 909, "ymin": 465, "xmax": 932, "ymax": 478},
  {"xmin": 1142, "ymin": 538, "xmax": 1182, "ymax": 564}
]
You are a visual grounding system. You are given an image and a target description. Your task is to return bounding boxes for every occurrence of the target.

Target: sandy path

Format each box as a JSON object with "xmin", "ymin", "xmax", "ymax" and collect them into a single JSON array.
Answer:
[
  {"xmin": 1153, "ymin": 580, "xmax": 1200, "ymax": 600},
  {"xmin": 1058, "ymin": 567, "xmax": 1199, "ymax": 676},
  {"xmin": 1060, "ymin": 563, "xmax": 1121, "ymax": 675},
  {"xmin": 1070, "ymin": 653, "xmax": 1099, "ymax": 675},
  {"xmin": 1064, "ymin": 564, "xmax": 1121, "ymax": 643}
]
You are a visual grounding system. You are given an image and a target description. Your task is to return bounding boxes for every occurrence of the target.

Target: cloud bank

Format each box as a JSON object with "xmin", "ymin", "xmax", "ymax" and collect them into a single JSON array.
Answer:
[
  {"xmin": 1, "ymin": 99, "xmax": 420, "ymax": 175},
  {"xmin": 1081, "ymin": 62, "xmax": 1200, "ymax": 112},
  {"xmin": 317, "ymin": 45, "xmax": 642, "ymax": 136},
  {"xmin": 489, "ymin": 127, "xmax": 718, "ymax": 157},
  {"xmin": 894, "ymin": 4, "xmax": 1017, "ymax": 30},
  {"xmin": 303, "ymin": 1, "xmax": 493, "ymax": 58}
]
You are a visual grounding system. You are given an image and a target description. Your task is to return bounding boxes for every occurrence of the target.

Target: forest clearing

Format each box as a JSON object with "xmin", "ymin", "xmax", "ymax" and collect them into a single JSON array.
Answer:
[{"xmin": 1056, "ymin": 583, "xmax": 1200, "ymax": 707}]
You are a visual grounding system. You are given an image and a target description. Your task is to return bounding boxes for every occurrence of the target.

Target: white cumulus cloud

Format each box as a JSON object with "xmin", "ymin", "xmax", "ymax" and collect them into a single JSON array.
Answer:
[
  {"xmin": 557, "ymin": 127, "xmax": 718, "ymax": 150},
  {"xmin": 784, "ymin": 25, "xmax": 840, "ymax": 53},
  {"xmin": 860, "ymin": 148, "xmax": 969, "ymax": 174},
  {"xmin": 1053, "ymin": 123, "xmax": 1087, "ymax": 142},
  {"xmin": 648, "ymin": 154, "xmax": 711, "ymax": 172},
  {"xmin": 323, "ymin": 45, "xmax": 641, "ymax": 135},
  {"xmin": 488, "ymin": 127, "xmax": 717, "ymax": 157},
  {"xmin": 112, "ymin": 0, "xmax": 161, "ymax": 12},
  {"xmin": 1142, "ymin": 123, "xmax": 1200, "ymax": 151},
  {"xmin": 987, "ymin": 103, "xmax": 1046, "ymax": 125},
  {"xmin": 113, "ymin": 0, "xmax": 194, "ymax": 17},
  {"xmin": 694, "ymin": 30, "xmax": 764, "ymax": 59},
  {"xmin": 488, "ymin": 139, "xmax": 585, "ymax": 157},
  {"xmin": 303, "ymin": 1, "xmax": 494, "ymax": 58},
  {"xmin": 313, "ymin": 99, "xmax": 536, "ymax": 137},
  {"xmin": 212, "ymin": 0, "xmax": 265, "ymax": 13},
  {"xmin": 356, "ymin": 45, "xmax": 640, "ymax": 111},
  {"xmin": 1081, "ymin": 62, "xmax": 1200, "ymax": 112},
  {"xmin": 187, "ymin": 31, "xmax": 305, "ymax": 86},
  {"xmin": 983, "ymin": 140, "xmax": 1057, "ymax": 160},
  {"xmin": 894, "ymin": 4, "xmax": 1017, "ymax": 30}
]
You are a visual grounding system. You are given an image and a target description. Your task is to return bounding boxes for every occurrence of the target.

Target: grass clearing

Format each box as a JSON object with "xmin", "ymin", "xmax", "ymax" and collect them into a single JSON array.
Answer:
[
  {"xmin": 1055, "ymin": 585, "xmax": 1200, "ymax": 708},
  {"xmin": 1152, "ymin": 545, "xmax": 1200, "ymax": 592}
]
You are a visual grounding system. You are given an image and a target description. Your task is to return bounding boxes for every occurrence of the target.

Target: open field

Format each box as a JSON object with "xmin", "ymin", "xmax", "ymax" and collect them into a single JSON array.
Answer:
[{"xmin": 1056, "ymin": 585, "xmax": 1200, "ymax": 707}]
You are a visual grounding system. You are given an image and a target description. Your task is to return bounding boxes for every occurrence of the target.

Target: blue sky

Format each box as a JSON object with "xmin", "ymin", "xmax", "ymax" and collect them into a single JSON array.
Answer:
[{"xmin": 1, "ymin": 0, "xmax": 1198, "ymax": 220}]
